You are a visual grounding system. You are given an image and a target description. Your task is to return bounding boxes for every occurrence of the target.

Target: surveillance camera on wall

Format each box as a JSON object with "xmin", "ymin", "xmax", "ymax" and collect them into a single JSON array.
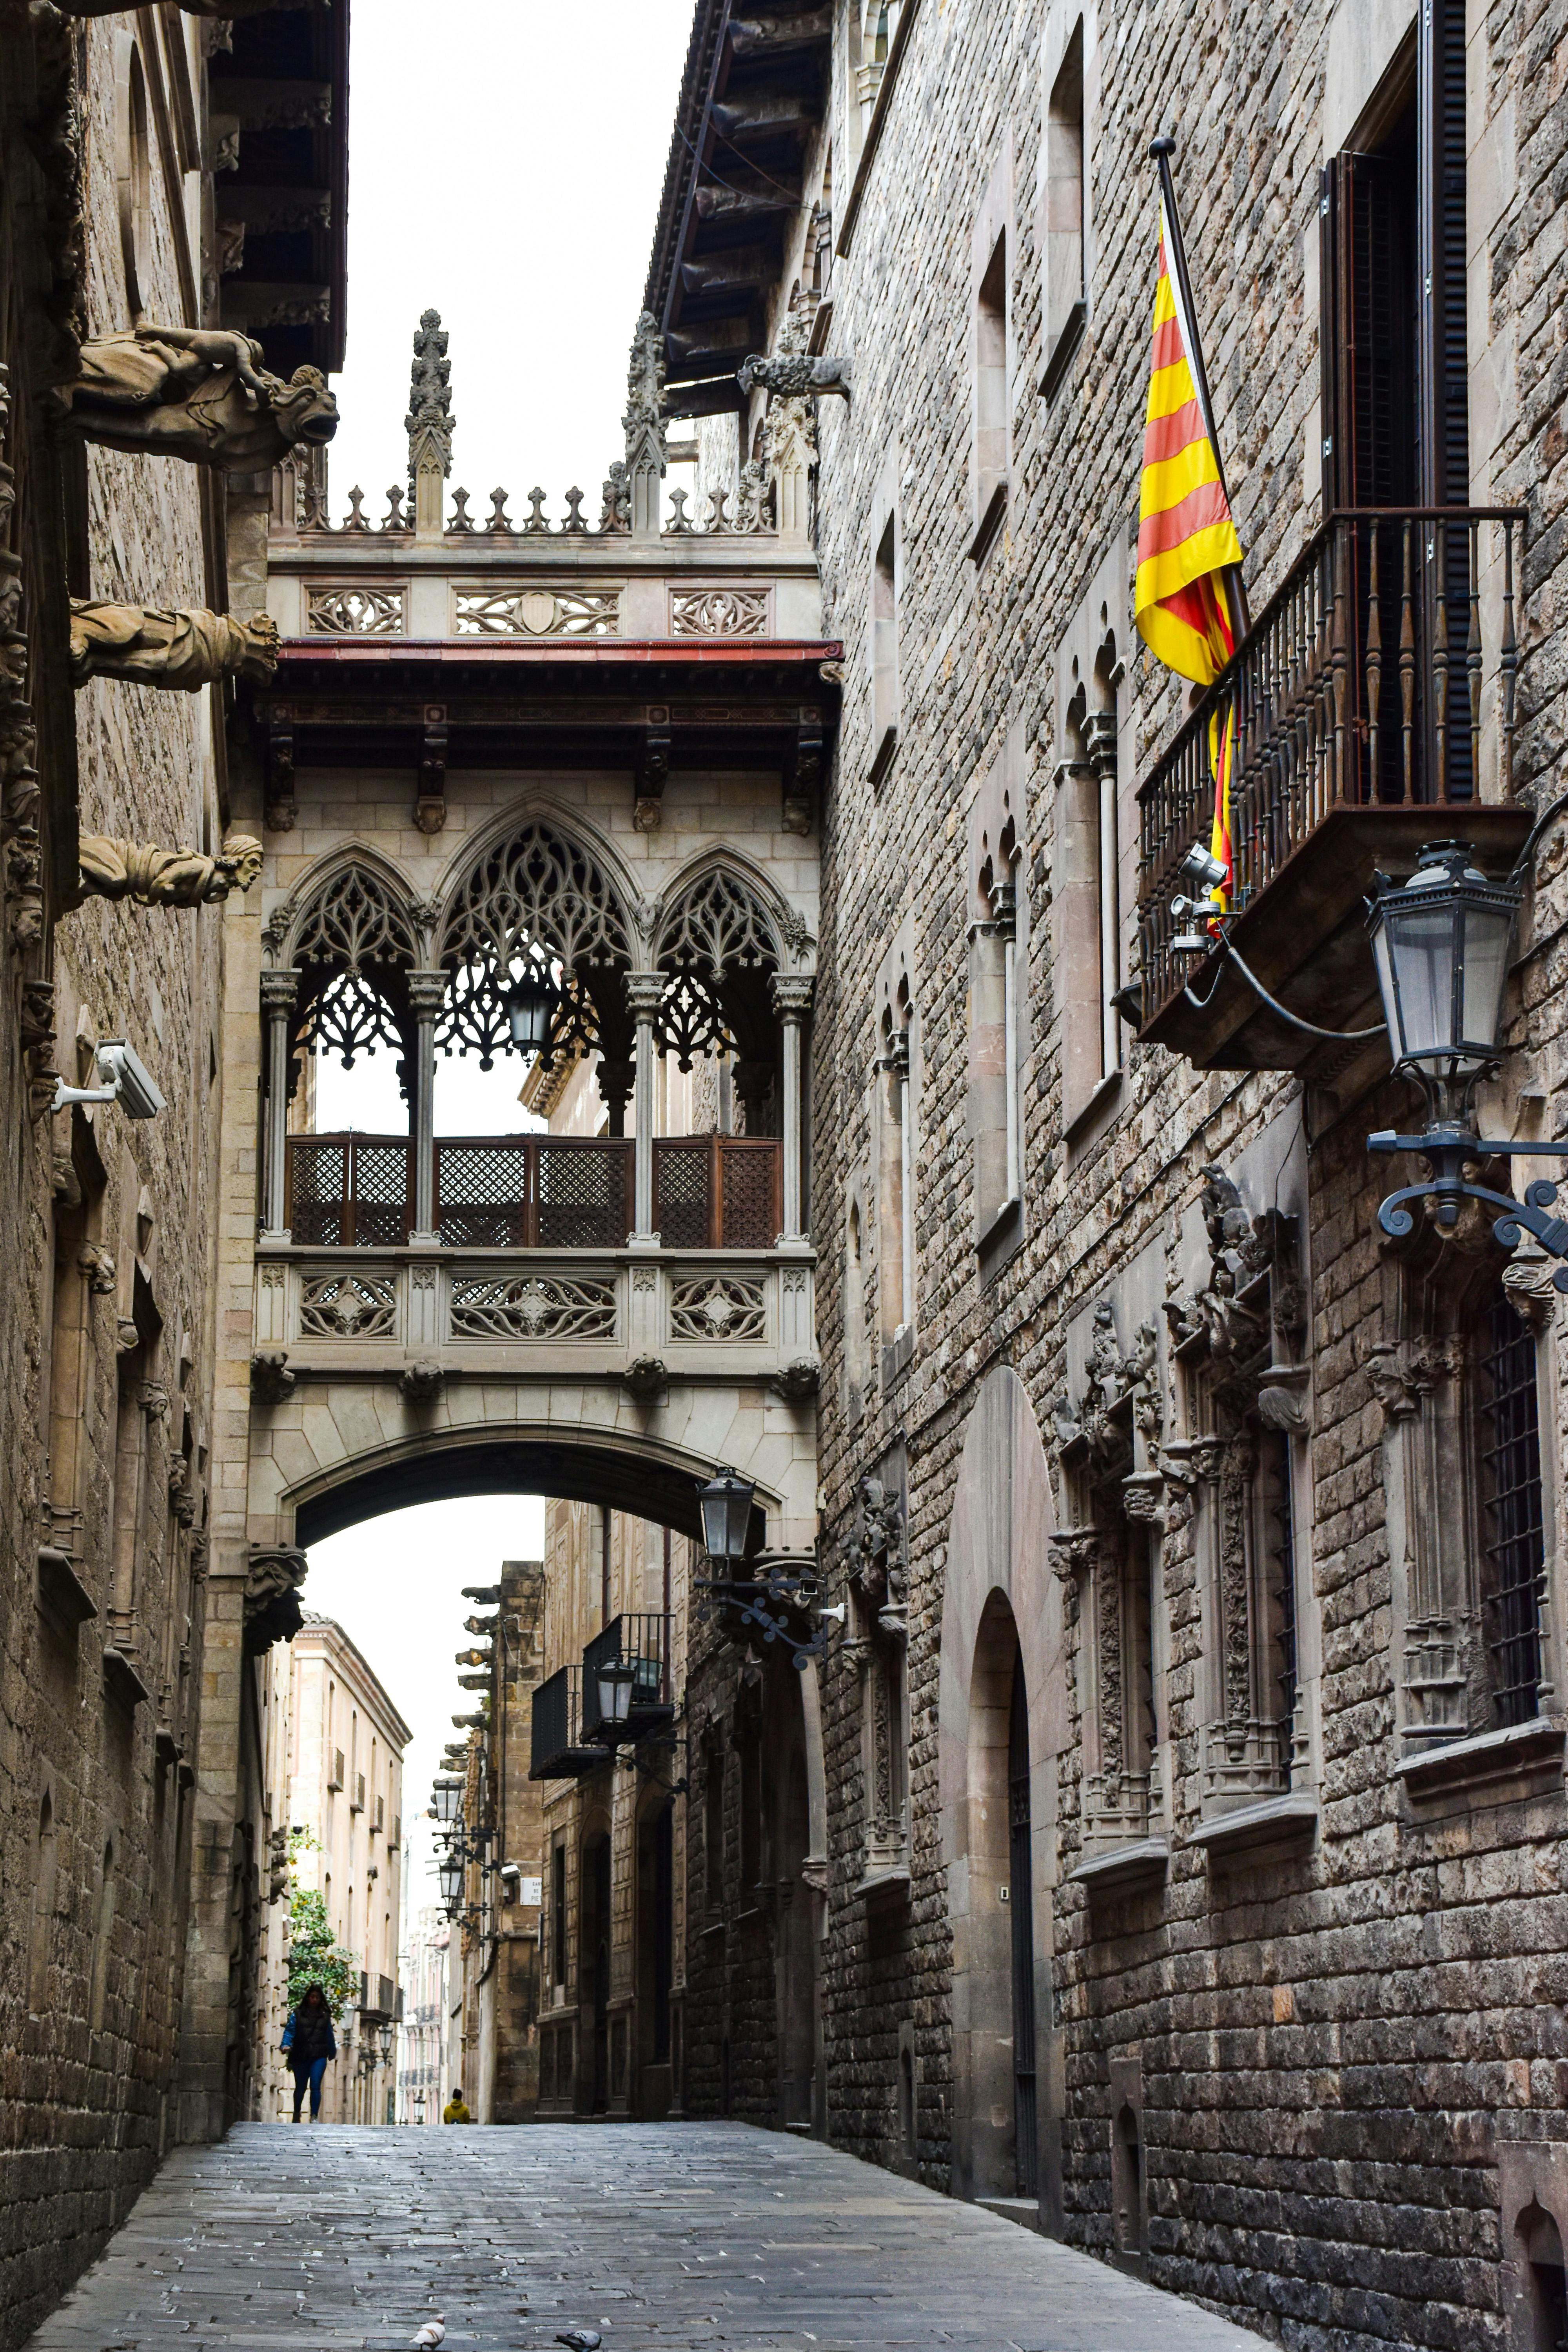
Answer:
[{"xmin": 52, "ymin": 1037, "xmax": 165, "ymax": 1121}]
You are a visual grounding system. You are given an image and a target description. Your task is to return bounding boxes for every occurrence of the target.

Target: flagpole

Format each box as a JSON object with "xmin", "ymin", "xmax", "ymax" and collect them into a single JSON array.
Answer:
[{"xmin": 1150, "ymin": 132, "xmax": 1250, "ymax": 639}]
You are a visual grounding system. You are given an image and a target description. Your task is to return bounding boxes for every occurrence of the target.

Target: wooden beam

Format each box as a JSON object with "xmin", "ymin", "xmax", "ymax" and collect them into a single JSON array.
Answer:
[
  {"xmin": 728, "ymin": 8, "xmax": 831, "ymax": 57},
  {"xmin": 711, "ymin": 89, "xmax": 821, "ymax": 141}
]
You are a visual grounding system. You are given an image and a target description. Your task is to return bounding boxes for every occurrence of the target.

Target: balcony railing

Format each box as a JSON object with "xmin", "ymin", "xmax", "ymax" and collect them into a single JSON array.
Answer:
[
  {"xmin": 580, "ymin": 1612, "xmax": 674, "ymax": 1744},
  {"xmin": 286, "ymin": 1132, "xmax": 782, "ymax": 1250},
  {"xmin": 529, "ymin": 1665, "xmax": 603, "ymax": 1780},
  {"xmin": 1136, "ymin": 507, "xmax": 1525, "ymax": 1040}
]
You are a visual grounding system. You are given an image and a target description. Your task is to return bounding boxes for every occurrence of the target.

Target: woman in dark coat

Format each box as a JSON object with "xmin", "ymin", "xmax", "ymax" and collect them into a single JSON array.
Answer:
[{"xmin": 281, "ymin": 1982, "xmax": 337, "ymax": 2122}]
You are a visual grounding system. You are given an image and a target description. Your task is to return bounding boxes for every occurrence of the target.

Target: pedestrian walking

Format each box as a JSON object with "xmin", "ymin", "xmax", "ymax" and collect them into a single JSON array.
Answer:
[
  {"xmin": 441, "ymin": 2087, "xmax": 471, "ymax": 2123},
  {"xmin": 281, "ymin": 1982, "xmax": 337, "ymax": 2122}
]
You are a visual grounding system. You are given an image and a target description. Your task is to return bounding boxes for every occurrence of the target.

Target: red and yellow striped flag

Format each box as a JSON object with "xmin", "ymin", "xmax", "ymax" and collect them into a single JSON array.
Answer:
[{"xmin": 1134, "ymin": 189, "xmax": 1245, "ymax": 904}]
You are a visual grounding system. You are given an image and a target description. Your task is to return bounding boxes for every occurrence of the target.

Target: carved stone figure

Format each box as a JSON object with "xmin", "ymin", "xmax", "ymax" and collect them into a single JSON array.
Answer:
[
  {"xmin": 243, "ymin": 1543, "xmax": 308, "ymax": 1656},
  {"xmin": 70, "ymin": 833, "xmax": 263, "ymax": 911},
  {"xmin": 250, "ymin": 1350, "xmax": 296, "ymax": 1405},
  {"xmin": 70, "ymin": 601, "xmax": 279, "ymax": 690},
  {"xmin": 737, "ymin": 351, "xmax": 851, "ymax": 400},
  {"xmin": 55, "ymin": 327, "xmax": 338, "ymax": 472},
  {"xmin": 599, "ymin": 460, "xmax": 631, "ymax": 534}
]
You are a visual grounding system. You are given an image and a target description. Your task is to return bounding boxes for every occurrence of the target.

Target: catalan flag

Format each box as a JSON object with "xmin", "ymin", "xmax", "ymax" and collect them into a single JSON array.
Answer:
[{"xmin": 1134, "ymin": 183, "xmax": 1245, "ymax": 904}]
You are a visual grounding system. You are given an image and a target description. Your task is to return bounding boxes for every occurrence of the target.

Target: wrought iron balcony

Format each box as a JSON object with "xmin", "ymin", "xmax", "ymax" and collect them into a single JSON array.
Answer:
[
  {"xmin": 580, "ymin": 1612, "xmax": 674, "ymax": 1745},
  {"xmin": 285, "ymin": 1131, "xmax": 780, "ymax": 1250},
  {"xmin": 1134, "ymin": 507, "xmax": 1531, "ymax": 1069},
  {"xmin": 528, "ymin": 1665, "xmax": 603, "ymax": 1781}
]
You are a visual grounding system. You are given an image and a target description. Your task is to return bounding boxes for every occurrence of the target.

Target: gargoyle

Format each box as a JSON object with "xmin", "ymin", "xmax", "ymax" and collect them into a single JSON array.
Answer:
[
  {"xmin": 69, "ymin": 833, "xmax": 263, "ymax": 911},
  {"xmin": 70, "ymin": 601, "xmax": 279, "ymax": 691},
  {"xmin": 737, "ymin": 352, "xmax": 851, "ymax": 401},
  {"xmin": 55, "ymin": 327, "xmax": 338, "ymax": 473}
]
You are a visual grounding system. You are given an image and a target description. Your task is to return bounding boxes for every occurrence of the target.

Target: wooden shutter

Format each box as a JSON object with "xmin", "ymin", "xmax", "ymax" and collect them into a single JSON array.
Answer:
[
  {"xmin": 1321, "ymin": 145, "xmax": 1418, "ymax": 510},
  {"xmin": 1418, "ymin": 0, "xmax": 1470, "ymax": 508}
]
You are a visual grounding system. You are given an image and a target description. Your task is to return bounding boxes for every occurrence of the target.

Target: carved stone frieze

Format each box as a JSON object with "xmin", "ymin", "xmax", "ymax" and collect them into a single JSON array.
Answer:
[
  {"xmin": 455, "ymin": 588, "xmax": 621, "ymax": 639},
  {"xmin": 449, "ymin": 1274, "xmax": 616, "ymax": 1343},
  {"xmin": 670, "ymin": 1276, "xmax": 766, "ymax": 1342},
  {"xmin": 69, "ymin": 601, "xmax": 279, "ymax": 689},
  {"xmin": 670, "ymin": 588, "xmax": 770, "ymax": 638},
  {"xmin": 55, "ymin": 328, "xmax": 338, "ymax": 471},
  {"xmin": 306, "ymin": 585, "xmax": 405, "ymax": 637}
]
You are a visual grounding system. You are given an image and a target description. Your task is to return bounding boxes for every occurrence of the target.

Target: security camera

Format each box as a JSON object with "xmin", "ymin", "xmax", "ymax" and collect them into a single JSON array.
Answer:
[
  {"xmin": 96, "ymin": 1040, "xmax": 165, "ymax": 1120},
  {"xmin": 53, "ymin": 1037, "xmax": 165, "ymax": 1121}
]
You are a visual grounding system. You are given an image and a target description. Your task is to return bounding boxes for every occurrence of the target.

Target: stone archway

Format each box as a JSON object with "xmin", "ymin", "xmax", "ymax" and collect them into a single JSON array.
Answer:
[{"xmin": 938, "ymin": 1365, "xmax": 1065, "ymax": 2228}]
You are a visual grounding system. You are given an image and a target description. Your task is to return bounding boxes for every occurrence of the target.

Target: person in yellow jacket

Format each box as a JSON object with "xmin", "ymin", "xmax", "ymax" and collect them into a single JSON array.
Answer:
[{"xmin": 442, "ymin": 2088, "xmax": 471, "ymax": 2123}]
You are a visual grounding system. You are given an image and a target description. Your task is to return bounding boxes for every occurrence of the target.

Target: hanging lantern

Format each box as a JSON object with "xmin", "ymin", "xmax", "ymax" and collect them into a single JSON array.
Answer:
[
  {"xmin": 430, "ymin": 1777, "xmax": 463, "ymax": 1826},
  {"xmin": 505, "ymin": 960, "xmax": 557, "ymax": 1053},
  {"xmin": 1366, "ymin": 842, "xmax": 1521, "ymax": 1082},
  {"xmin": 698, "ymin": 1465, "xmax": 756, "ymax": 1564},
  {"xmin": 595, "ymin": 1654, "xmax": 639, "ymax": 1736}
]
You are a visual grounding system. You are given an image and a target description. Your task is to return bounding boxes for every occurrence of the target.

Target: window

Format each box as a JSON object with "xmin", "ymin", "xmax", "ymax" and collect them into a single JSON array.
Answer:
[
  {"xmin": 1056, "ymin": 633, "xmax": 1123, "ymax": 1132},
  {"xmin": 970, "ymin": 831, "xmax": 1021, "ymax": 1243},
  {"xmin": 29, "ymin": 1793, "xmax": 57, "ymax": 2014},
  {"xmin": 1477, "ymin": 1287, "xmax": 1546, "ymax": 1727},
  {"xmin": 704, "ymin": 1736, "xmax": 726, "ymax": 1909},
  {"xmin": 113, "ymin": 34, "xmax": 152, "ymax": 323},
  {"xmin": 877, "ymin": 984, "xmax": 915, "ymax": 1355},
  {"xmin": 552, "ymin": 1842, "xmax": 566, "ymax": 1985},
  {"xmin": 739, "ymin": 1732, "xmax": 762, "ymax": 1895},
  {"xmin": 843, "ymin": 1196, "xmax": 868, "ymax": 1417},
  {"xmin": 1042, "ymin": 22, "xmax": 1087, "ymax": 396},
  {"xmin": 90, "ymin": 1840, "xmax": 115, "ymax": 2034},
  {"xmin": 971, "ymin": 230, "xmax": 1009, "ymax": 559},
  {"xmin": 869, "ymin": 510, "xmax": 899, "ymax": 782}
]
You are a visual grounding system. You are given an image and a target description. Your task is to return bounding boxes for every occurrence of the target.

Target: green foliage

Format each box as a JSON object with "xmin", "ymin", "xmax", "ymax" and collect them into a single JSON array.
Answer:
[{"xmin": 286, "ymin": 1886, "xmax": 359, "ymax": 2022}]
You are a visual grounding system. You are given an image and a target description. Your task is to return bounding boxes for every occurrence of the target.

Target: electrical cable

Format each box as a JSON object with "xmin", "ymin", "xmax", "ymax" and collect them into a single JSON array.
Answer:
[{"xmin": 1182, "ymin": 933, "xmax": 1386, "ymax": 1042}]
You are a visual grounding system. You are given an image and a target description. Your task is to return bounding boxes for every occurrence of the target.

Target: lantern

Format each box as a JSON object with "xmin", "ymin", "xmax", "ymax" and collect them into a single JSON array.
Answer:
[
  {"xmin": 697, "ymin": 1465, "xmax": 755, "ymax": 1564},
  {"xmin": 1367, "ymin": 842, "xmax": 1521, "ymax": 1083},
  {"xmin": 505, "ymin": 960, "xmax": 556, "ymax": 1053}
]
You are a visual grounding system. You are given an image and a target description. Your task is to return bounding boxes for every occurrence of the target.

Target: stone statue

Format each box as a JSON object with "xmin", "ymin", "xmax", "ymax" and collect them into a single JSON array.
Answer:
[
  {"xmin": 69, "ymin": 833, "xmax": 263, "ymax": 911},
  {"xmin": 737, "ymin": 351, "xmax": 851, "ymax": 401},
  {"xmin": 599, "ymin": 460, "xmax": 631, "ymax": 533},
  {"xmin": 70, "ymin": 601, "xmax": 279, "ymax": 691},
  {"xmin": 54, "ymin": 327, "xmax": 338, "ymax": 472}
]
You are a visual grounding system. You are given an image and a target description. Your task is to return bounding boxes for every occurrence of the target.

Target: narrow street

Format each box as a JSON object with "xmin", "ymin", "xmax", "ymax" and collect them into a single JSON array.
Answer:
[{"xmin": 27, "ymin": 2124, "xmax": 1260, "ymax": 2352}]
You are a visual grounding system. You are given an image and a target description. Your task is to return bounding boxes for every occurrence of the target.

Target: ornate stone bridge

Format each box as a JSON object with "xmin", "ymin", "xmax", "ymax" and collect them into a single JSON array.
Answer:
[{"xmin": 179, "ymin": 313, "xmax": 838, "ymax": 2137}]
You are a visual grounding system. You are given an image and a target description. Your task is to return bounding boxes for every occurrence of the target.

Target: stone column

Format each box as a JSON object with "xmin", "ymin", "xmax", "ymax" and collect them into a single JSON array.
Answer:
[
  {"xmin": 408, "ymin": 971, "xmax": 446, "ymax": 1245},
  {"xmin": 627, "ymin": 973, "xmax": 664, "ymax": 1245},
  {"xmin": 771, "ymin": 974, "xmax": 814, "ymax": 1243},
  {"xmin": 259, "ymin": 971, "xmax": 298, "ymax": 1241}
]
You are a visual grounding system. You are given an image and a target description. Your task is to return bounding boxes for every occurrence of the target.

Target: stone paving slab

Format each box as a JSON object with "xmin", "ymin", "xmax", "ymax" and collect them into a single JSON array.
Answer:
[{"xmin": 25, "ymin": 2123, "xmax": 1261, "ymax": 2352}]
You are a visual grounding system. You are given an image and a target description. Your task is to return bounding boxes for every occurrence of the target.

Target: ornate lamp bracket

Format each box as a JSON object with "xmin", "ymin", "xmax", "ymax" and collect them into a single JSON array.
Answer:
[
  {"xmin": 694, "ymin": 1557, "xmax": 838, "ymax": 1668},
  {"xmin": 1369, "ymin": 1126, "xmax": 1568, "ymax": 1289}
]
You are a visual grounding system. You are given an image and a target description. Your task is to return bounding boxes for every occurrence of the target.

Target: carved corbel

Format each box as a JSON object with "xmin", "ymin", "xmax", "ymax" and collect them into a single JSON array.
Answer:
[
  {"xmin": 634, "ymin": 708, "xmax": 672, "ymax": 833},
  {"xmin": 416, "ymin": 705, "xmax": 448, "ymax": 835},
  {"xmin": 1256, "ymin": 1361, "xmax": 1312, "ymax": 1436},
  {"xmin": 250, "ymin": 1348, "xmax": 295, "ymax": 1405},
  {"xmin": 77, "ymin": 1242, "xmax": 116, "ymax": 1294},
  {"xmin": 1503, "ymin": 1250, "xmax": 1559, "ymax": 1332},
  {"xmin": 770, "ymin": 1357, "xmax": 820, "ymax": 1401},
  {"xmin": 622, "ymin": 1354, "xmax": 668, "ymax": 1399},
  {"xmin": 785, "ymin": 707, "xmax": 823, "ymax": 836},
  {"xmin": 400, "ymin": 1357, "xmax": 445, "ymax": 1403},
  {"xmin": 1367, "ymin": 1336, "xmax": 1460, "ymax": 1424},
  {"xmin": 265, "ymin": 713, "xmax": 296, "ymax": 831},
  {"xmin": 243, "ymin": 1542, "xmax": 308, "ymax": 1655},
  {"xmin": 737, "ymin": 352, "xmax": 851, "ymax": 400}
]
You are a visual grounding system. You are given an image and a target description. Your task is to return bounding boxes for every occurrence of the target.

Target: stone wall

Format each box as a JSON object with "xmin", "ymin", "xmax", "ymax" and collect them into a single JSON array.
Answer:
[
  {"xmin": 0, "ymin": 14, "xmax": 234, "ymax": 2339},
  {"xmin": 802, "ymin": 0, "xmax": 1568, "ymax": 2344}
]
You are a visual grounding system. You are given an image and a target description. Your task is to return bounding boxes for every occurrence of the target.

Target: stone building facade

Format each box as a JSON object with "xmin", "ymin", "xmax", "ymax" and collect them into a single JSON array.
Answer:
[
  {"xmin": 639, "ymin": 0, "xmax": 1568, "ymax": 2345},
  {"xmin": 0, "ymin": 2, "xmax": 346, "ymax": 2336}
]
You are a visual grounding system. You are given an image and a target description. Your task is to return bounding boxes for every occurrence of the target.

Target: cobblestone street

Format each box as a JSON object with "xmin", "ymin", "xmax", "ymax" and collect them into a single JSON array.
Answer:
[{"xmin": 27, "ymin": 2124, "xmax": 1261, "ymax": 2351}]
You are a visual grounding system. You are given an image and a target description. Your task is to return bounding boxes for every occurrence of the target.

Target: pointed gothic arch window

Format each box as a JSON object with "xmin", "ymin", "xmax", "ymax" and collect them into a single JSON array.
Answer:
[
  {"xmin": 653, "ymin": 866, "xmax": 782, "ymax": 1079},
  {"xmin": 436, "ymin": 818, "xmax": 633, "ymax": 1069},
  {"xmin": 281, "ymin": 861, "xmax": 420, "ymax": 1074}
]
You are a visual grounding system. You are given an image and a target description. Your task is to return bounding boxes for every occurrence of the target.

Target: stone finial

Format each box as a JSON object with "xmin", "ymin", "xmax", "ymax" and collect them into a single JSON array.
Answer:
[
  {"xmin": 69, "ymin": 601, "xmax": 279, "ymax": 691},
  {"xmin": 622, "ymin": 312, "xmax": 668, "ymax": 539},
  {"xmin": 407, "ymin": 308, "xmax": 454, "ymax": 537},
  {"xmin": 57, "ymin": 327, "xmax": 338, "ymax": 472}
]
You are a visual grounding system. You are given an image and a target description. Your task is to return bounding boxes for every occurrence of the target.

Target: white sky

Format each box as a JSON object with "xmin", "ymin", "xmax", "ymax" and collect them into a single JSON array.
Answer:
[
  {"xmin": 323, "ymin": 0, "xmax": 695, "ymax": 527},
  {"xmin": 296, "ymin": 0, "xmax": 691, "ymax": 1874}
]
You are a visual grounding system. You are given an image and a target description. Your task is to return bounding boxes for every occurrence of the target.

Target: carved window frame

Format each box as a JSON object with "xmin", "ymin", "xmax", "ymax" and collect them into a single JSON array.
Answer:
[
  {"xmin": 1165, "ymin": 1177, "xmax": 1312, "ymax": 1819},
  {"xmin": 271, "ymin": 859, "xmax": 421, "ymax": 1080},
  {"xmin": 1379, "ymin": 1246, "xmax": 1562, "ymax": 1758}
]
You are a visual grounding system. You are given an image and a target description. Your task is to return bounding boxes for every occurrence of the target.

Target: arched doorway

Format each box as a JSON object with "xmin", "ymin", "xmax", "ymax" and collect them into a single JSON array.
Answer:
[{"xmin": 938, "ymin": 1366, "xmax": 1065, "ymax": 2225}]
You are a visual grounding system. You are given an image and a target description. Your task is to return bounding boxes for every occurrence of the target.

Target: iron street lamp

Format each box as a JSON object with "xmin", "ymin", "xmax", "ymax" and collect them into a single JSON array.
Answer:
[
  {"xmin": 505, "ymin": 958, "xmax": 557, "ymax": 1053},
  {"xmin": 430, "ymin": 1777, "xmax": 463, "ymax": 1825},
  {"xmin": 697, "ymin": 1465, "xmax": 755, "ymax": 1564},
  {"xmin": 594, "ymin": 1654, "xmax": 639, "ymax": 1738},
  {"xmin": 378, "ymin": 2021, "xmax": 395, "ymax": 2063},
  {"xmin": 437, "ymin": 1856, "xmax": 463, "ymax": 1909},
  {"xmin": 1367, "ymin": 840, "xmax": 1568, "ymax": 1282}
]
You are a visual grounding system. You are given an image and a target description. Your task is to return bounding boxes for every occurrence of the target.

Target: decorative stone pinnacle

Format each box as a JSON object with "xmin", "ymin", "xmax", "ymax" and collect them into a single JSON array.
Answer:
[{"xmin": 405, "ymin": 307, "xmax": 454, "ymax": 491}]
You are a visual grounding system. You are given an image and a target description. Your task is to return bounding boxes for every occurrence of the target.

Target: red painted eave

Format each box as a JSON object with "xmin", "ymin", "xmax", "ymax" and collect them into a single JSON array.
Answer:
[{"xmin": 277, "ymin": 638, "xmax": 844, "ymax": 670}]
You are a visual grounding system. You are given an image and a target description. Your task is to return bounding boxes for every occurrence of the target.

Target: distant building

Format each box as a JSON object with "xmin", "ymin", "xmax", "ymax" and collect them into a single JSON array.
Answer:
[
  {"xmin": 397, "ymin": 1906, "xmax": 450, "ymax": 2127},
  {"xmin": 256, "ymin": 1613, "xmax": 410, "ymax": 2124}
]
